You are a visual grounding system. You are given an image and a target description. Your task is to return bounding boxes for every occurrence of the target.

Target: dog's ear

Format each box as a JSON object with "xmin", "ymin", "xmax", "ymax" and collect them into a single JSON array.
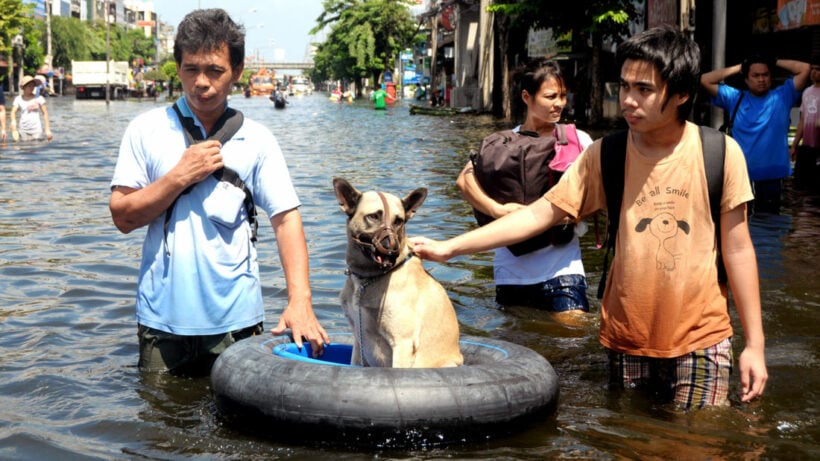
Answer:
[
  {"xmin": 402, "ymin": 187, "xmax": 427, "ymax": 220},
  {"xmin": 333, "ymin": 177, "xmax": 362, "ymax": 216},
  {"xmin": 634, "ymin": 217, "xmax": 653, "ymax": 232}
]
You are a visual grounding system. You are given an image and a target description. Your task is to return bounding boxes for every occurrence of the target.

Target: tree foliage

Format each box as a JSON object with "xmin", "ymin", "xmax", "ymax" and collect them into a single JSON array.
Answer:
[
  {"xmin": 2, "ymin": 2, "xmax": 164, "ymax": 84},
  {"xmin": 160, "ymin": 60, "xmax": 178, "ymax": 96},
  {"xmin": 143, "ymin": 68, "xmax": 166, "ymax": 82},
  {"xmin": 308, "ymin": 0, "xmax": 419, "ymax": 93},
  {"xmin": 46, "ymin": 16, "xmax": 94, "ymax": 69},
  {"xmin": 487, "ymin": 0, "xmax": 635, "ymax": 42},
  {"xmin": 0, "ymin": 0, "xmax": 37, "ymax": 81},
  {"xmin": 486, "ymin": 0, "xmax": 639, "ymax": 122}
]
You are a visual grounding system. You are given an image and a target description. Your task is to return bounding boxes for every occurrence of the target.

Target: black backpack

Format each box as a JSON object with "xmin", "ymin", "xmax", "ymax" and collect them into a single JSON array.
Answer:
[
  {"xmin": 596, "ymin": 126, "xmax": 726, "ymax": 299},
  {"xmin": 162, "ymin": 103, "xmax": 257, "ymax": 255},
  {"xmin": 470, "ymin": 127, "xmax": 576, "ymax": 256}
]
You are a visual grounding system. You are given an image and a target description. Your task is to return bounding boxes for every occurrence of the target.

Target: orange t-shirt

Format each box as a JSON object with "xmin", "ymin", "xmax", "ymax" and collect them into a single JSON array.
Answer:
[{"xmin": 546, "ymin": 122, "xmax": 753, "ymax": 357}]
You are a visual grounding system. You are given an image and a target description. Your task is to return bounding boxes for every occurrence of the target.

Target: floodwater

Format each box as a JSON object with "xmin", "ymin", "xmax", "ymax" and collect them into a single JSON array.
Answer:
[{"xmin": 0, "ymin": 93, "xmax": 817, "ymax": 460}]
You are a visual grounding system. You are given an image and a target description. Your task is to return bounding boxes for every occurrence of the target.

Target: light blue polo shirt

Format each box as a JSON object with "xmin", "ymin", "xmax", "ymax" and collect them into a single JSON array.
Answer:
[{"xmin": 111, "ymin": 97, "xmax": 301, "ymax": 335}]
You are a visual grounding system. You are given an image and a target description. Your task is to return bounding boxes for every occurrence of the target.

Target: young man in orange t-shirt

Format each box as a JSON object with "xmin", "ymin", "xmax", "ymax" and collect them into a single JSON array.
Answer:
[{"xmin": 410, "ymin": 26, "xmax": 767, "ymax": 409}]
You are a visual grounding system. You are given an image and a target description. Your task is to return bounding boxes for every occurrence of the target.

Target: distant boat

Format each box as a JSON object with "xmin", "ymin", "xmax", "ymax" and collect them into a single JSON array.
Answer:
[
  {"xmin": 409, "ymin": 104, "xmax": 474, "ymax": 116},
  {"xmin": 270, "ymin": 91, "xmax": 288, "ymax": 109}
]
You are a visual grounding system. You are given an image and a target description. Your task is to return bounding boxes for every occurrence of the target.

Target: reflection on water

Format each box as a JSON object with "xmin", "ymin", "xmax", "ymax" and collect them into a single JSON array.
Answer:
[{"xmin": 0, "ymin": 95, "xmax": 817, "ymax": 459}]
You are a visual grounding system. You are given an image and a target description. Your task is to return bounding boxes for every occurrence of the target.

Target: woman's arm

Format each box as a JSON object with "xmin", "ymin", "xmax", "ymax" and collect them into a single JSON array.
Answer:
[
  {"xmin": 792, "ymin": 110, "xmax": 805, "ymax": 160},
  {"xmin": 456, "ymin": 161, "xmax": 524, "ymax": 218},
  {"xmin": 40, "ymin": 103, "xmax": 52, "ymax": 141},
  {"xmin": 9, "ymin": 103, "xmax": 18, "ymax": 137}
]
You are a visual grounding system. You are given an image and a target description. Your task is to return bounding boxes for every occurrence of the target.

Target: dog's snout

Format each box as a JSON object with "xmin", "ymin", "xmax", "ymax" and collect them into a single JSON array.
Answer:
[{"xmin": 375, "ymin": 228, "xmax": 400, "ymax": 255}]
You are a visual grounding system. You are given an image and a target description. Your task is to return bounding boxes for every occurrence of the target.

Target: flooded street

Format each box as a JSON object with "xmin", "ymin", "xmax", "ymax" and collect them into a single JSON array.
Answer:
[{"xmin": 0, "ymin": 93, "xmax": 817, "ymax": 459}]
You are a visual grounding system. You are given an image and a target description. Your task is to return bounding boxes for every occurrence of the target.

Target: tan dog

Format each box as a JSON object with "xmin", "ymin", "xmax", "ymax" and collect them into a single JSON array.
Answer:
[{"xmin": 333, "ymin": 178, "xmax": 463, "ymax": 368}]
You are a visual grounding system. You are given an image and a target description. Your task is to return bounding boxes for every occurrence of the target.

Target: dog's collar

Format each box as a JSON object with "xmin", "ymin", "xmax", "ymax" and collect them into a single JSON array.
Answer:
[{"xmin": 346, "ymin": 251, "xmax": 414, "ymax": 280}]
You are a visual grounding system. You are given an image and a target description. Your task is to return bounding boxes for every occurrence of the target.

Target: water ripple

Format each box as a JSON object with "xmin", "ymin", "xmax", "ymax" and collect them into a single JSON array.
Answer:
[{"xmin": 0, "ymin": 95, "xmax": 817, "ymax": 459}]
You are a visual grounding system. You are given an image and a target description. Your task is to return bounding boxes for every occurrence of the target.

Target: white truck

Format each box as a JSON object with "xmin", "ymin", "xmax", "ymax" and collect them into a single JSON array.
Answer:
[{"xmin": 71, "ymin": 60, "xmax": 130, "ymax": 99}]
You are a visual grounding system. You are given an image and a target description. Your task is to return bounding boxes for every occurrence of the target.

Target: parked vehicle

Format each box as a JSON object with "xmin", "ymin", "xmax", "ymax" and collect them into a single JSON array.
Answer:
[
  {"xmin": 290, "ymin": 77, "xmax": 312, "ymax": 95},
  {"xmin": 71, "ymin": 60, "xmax": 130, "ymax": 100},
  {"xmin": 249, "ymin": 68, "xmax": 276, "ymax": 96}
]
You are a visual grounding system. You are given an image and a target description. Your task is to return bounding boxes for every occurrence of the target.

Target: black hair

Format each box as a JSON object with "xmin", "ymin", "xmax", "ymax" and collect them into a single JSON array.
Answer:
[
  {"xmin": 615, "ymin": 25, "xmax": 700, "ymax": 122},
  {"xmin": 173, "ymin": 9, "xmax": 245, "ymax": 70},
  {"xmin": 741, "ymin": 54, "xmax": 776, "ymax": 79},
  {"xmin": 511, "ymin": 59, "xmax": 566, "ymax": 120},
  {"xmin": 517, "ymin": 58, "xmax": 565, "ymax": 95}
]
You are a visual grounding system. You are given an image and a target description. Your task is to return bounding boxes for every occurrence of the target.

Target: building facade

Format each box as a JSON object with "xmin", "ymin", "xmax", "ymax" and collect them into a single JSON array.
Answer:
[{"xmin": 413, "ymin": 0, "xmax": 820, "ymax": 121}]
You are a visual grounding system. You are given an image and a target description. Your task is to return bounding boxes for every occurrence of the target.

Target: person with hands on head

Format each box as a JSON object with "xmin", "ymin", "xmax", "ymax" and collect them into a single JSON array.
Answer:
[
  {"xmin": 412, "ymin": 25, "xmax": 767, "ymax": 409},
  {"xmin": 701, "ymin": 54, "xmax": 810, "ymax": 213},
  {"xmin": 109, "ymin": 8, "xmax": 328, "ymax": 377}
]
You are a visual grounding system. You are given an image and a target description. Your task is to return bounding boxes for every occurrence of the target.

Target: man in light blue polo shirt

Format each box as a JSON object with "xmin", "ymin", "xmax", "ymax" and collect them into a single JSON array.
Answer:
[{"xmin": 109, "ymin": 9, "xmax": 328, "ymax": 375}]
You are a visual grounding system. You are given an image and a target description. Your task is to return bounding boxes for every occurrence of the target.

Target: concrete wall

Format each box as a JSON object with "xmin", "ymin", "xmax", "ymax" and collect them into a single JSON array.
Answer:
[{"xmin": 450, "ymin": 4, "xmax": 482, "ymax": 109}]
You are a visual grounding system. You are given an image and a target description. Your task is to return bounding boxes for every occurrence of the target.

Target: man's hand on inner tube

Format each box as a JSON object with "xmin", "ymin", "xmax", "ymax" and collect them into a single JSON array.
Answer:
[{"xmin": 270, "ymin": 300, "xmax": 330, "ymax": 357}]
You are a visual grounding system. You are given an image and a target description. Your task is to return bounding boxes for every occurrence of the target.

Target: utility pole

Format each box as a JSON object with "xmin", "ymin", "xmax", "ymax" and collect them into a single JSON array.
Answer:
[
  {"xmin": 46, "ymin": 0, "xmax": 53, "ymax": 94},
  {"xmin": 11, "ymin": 33, "xmax": 24, "ymax": 98},
  {"xmin": 105, "ymin": 0, "xmax": 111, "ymax": 105},
  {"xmin": 710, "ymin": 0, "xmax": 728, "ymax": 128},
  {"xmin": 155, "ymin": 14, "xmax": 161, "ymax": 65}
]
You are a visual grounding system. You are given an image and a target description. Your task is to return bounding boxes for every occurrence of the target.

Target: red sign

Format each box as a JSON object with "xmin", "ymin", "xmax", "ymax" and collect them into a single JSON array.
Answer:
[
  {"xmin": 137, "ymin": 20, "xmax": 155, "ymax": 27},
  {"xmin": 441, "ymin": 6, "xmax": 456, "ymax": 31}
]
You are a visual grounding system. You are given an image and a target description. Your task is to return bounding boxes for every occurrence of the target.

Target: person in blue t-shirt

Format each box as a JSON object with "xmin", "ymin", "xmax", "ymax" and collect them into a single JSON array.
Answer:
[
  {"xmin": 109, "ymin": 9, "xmax": 329, "ymax": 376},
  {"xmin": 701, "ymin": 55, "xmax": 810, "ymax": 213}
]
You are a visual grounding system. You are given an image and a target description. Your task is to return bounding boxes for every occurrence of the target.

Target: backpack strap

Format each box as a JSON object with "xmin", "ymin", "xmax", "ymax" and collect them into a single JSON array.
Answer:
[
  {"xmin": 700, "ymin": 126, "xmax": 726, "ymax": 284},
  {"xmin": 596, "ymin": 127, "xmax": 726, "ymax": 299},
  {"xmin": 596, "ymin": 130, "xmax": 628, "ymax": 299},
  {"xmin": 163, "ymin": 102, "xmax": 255, "ymax": 255},
  {"xmin": 555, "ymin": 123, "xmax": 568, "ymax": 145},
  {"xmin": 722, "ymin": 91, "xmax": 745, "ymax": 135},
  {"xmin": 171, "ymin": 102, "xmax": 244, "ymax": 147}
]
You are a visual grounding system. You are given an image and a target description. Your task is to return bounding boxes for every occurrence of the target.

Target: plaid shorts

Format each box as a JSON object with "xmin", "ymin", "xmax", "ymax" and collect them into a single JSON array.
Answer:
[{"xmin": 607, "ymin": 338, "xmax": 733, "ymax": 409}]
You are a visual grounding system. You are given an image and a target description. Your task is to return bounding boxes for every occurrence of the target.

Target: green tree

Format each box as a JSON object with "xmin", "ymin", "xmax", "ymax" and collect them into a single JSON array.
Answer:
[
  {"xmin": 123, "ymin": 28, "xmax": 156, "ymax": 66},
  {"xmin": 0, "ymin": 0, "xmax": 36, "ymax": 91},
  {"xmin": 310, "ymin": 0, "xmax": 418, "ymax": 96},
  {"xmin": 239, "ymin": 68, "xmax": 253, "ymax": 88},
  {"xmin": 487, "ymin": 0, "xmax": 636, "ymax": 124},
  {"xmin": 84, "ymin": 18, "xmax": 148, "ymax": 63},
  {"xmin": 21, "ymin": 22, "xmax": 44, "ymax": 74},
  {"xmin": 161, "ymin": 60, "xmax": 177, "ymax": 97},
  {"xmin": 143, "ymin": 68, "xmax": 166, "ymax": 82},
  {"xmin": 47, "ymin": 16, "xmax": 157, "ymax": 70},
  {"xmin": 46, "ymin": 16, "xmax": 93, "ymax": 69}
]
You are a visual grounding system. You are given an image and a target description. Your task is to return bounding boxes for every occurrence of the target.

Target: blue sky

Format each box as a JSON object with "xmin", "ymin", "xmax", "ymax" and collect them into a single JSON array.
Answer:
[{"xmin": 156, "ymin": 0, "xmax": 326, "ymax": 63}]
